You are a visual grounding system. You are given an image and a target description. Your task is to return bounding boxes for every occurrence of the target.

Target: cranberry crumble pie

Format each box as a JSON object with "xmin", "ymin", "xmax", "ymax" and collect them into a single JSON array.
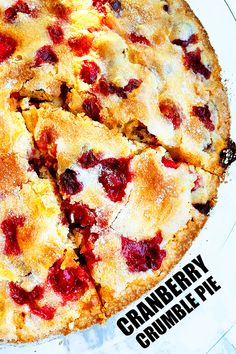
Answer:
[{"xmin": 0, "ymin": 0, "xmax": 233, "ymax": 342}]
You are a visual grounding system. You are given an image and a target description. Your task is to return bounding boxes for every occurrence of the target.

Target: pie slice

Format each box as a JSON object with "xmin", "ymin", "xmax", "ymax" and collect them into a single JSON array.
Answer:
[
  {"xmin": 0, "ymin": 117, "xmax": 103, "ymax": 342},
  {"xmin": 0, "ymin": 159, "xmax": 103, "ymax": 342},
  {"xmin": 23, "ymin": 105, "xmax": 141, "ymax": 230},
  {"xmin": 24, "ymin": 105, "xmax": 219, "ymax": 316},
  {"xmin": 73, "ymin": 148, "xmax": 219, "ymax": 315}
]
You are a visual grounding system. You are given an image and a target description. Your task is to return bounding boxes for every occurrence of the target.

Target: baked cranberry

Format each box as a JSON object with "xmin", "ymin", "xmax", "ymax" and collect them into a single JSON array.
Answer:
[
  {"xmin": 162, "ymin": 157, "xmax": 180, "ymax": 169},
  {"xmin": 192, "ymin": 105, "xmax": 215, "ymax": 131},
  {"xmin": 48, "ymin": 259, "xmax": 89, "ymax": 302},
  {"xmin": 1, "ymin": 215, "xmax": 25, "ymax": 256},
  {"xmin": 184, "ymin": 48, "xmax": 211, "ymax": 79},
  {"xmin": 34, "ymin": 45, "xmax": 58, "ymax": 66},
  {"xmin": 96, "ymin": 77, "xmax": 141, "ymax": 98},
  {"xmin": 28, "ymin": 156, "xmax": 43, "ymax": 174},
  {"xmin": 62, "ymin": 201, "xmax": 96, "ymax": 228},
  {"xmin": 121, "ymin": 232, "xmax": 166, "ymax": 272},
  {"xmin": 80, "ymin": 230, "xmax": 100, "ymax": 270},
  {"xmin": 59, "ymin": 169, "xmax": 83, "ymax": 196},
  {"xmin": 163, "ymin": 4, "xmax": 169, "ymax": 12},
  {"xmin": 192, "ymin": 174, "xmax": 202, "ymax": 192},
  {"xmin": 93, "ymin": 0, "xmax": 121, "ymax": 13},
  {"xmin": 28, "ymin": 150, "xmax": 43, "ymax": 175},
  {"xmin": 99, "ymin": 158, "xmax": 132, "ymax": 202},
  {"xmin": 82, "ymin": 97, "xmax": 101, "ymax": 121},
  {"xmin": 10, "ymin": 92, "xmax": 22, "ymax": 100},
  {"xmin": 9, "ymin": 282, "xmax": 44, "ymax": 305},
  {"xmin": 78, "ymin": 150, "xmax": 100, "ymax": 169},
  {"xmin": 47, "ymin": 23, "xmax": 64, "ymax": 44},
  {"xmin": 96, "ymin": 77, "xmax": 116, "ymax": 96},
  {"xmin": 30, "ymin": 304, "xmax": 56, "ymax": 320},
  {"xmin": 124, "ymin": 79, "xmax": 142, "ymax": 93},
  {"xmin": 220, "ymin": 139, "xmax": 236, "ymax": 168},
  {"xmin": 110, "ymin": 0, "xmax": 122, "ymax": 12},
  {"xmin": 172, "ymin": 34, "xmax": 198, "ymax": 48},
  {"xmin": 159, "ymin": 99, "xmax": 182, "ymax": 129},
  {"xmin": 80, "ymin": 61, "xmax": 99, "ymax": 84},
  {"xmin": 37, "ymin": 128, "xmax": 56, "ymax": 150},
  {"xmin": 4, "ymin": 1, "xmax": 37, "ymax": 23},
  {"xmin": 0, "ymin": 33, "xmax": 17, "ymax": 63},
  {"xmin": 129, "ymin": 32, "xmax": 151, "ymax": 46},
  {"xmin": 92, "ymin": 0, "xmax": 107, "ymax": 13},
  {"xmin": 37, "ymin": 128, "xmax": 57, "ymax": 169},
  {"xmin": 53, "ymin": 4, "xmax": 71, "ymax": 21},
  {"xmin": 9, "ymin": 282, "xmax": 56, "ymax": 320},
  {"xmin": 68, "ymin": 36, "xmax": 92, "ymax": 57},
  {"xmin": 193, "ymin": 201, "xmax": 211, "ymax": 215}
]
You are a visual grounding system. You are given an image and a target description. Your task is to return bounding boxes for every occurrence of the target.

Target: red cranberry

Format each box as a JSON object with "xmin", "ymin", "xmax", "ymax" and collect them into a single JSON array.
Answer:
[
  {"xmin": 9, "ymin": 282, "xmax": 56, "ymax": 320},
  {"xmin": 9, "ymin": 282, "xmax": 44, "ymax": 305},
  {"xmin": 193, "ymin": 201, "xmax": 211, "ymax": 215},
  {"xmin": 220, "ymin": 139, "xmax": 236, "ymax": 168},
  {"xmin": 48, "ymin": 259, "xmax": 89, "ymax": 302},
  {"xmin": 59, "ymin": 169, "xmax": 83, "ymax": 196},
  {"xmin": 4, "ymin": 1, "xmax": 37, "ymax": 23},
  {"xmin": 92, "ymin": 0, "xmax": 107, "ymax": 13},
  {"xmin": 123, "ymin": 79, "xmax": 142, "ymax": 93},
  {"xmin": 96, "ymin": 77, "xmax": 116, "ymax": 96},
  {"xmin": 192, "ymin": 174, "xmax": 202, "ymax": 192},
  {"xmin": 37, "ymin": 128, "xmax": 57, "ymax": 169},
  {"xmin": 0, "ymin": 33, "xmax": 17, "ymax": 63},
  {"xmin": 37, "ymin": 128, "xmax": 56, "ymax": 150},
  {"xmin": 192, "ymin": 105, "xmax": 215, "ymax": 131},
  {"xmin": 30, "ymin": 304, "xmax": 56, "ymax": 320},
  {"xmin": 78, "ymin": 150, "xmax": 100, "ymax": 169},
  {"xmin": 163, "ymin": 4, "xmax": 169, "ymax": 12},
  {"xmin": 96, "ymin": 77, "xmax": 141, "ymax": 98},
  {"xmin": 80, "ymin": 230, "xmax": 101, "ymax": 270},
  {"xmin": 62, "ymin": 201, "xmax": 96, "ymax": 228},
  {"xmin": 37, "ymin": 128, "xmax": 57, "ymax": 153},
  {"xmin": 129, "ymin": 32, "xmax": 151, "ymax": 46},
  {"xmin": 82, "ymin": 97, "xmax": 101, "ymax": 121},
  {"xmin": 121, "ymin": 232, "xmax": 166, "ymax": 272},
  {"xmin": 28, "ymin": 156, "xmax": 42, "ymax": 175},
  {"xmin": 172, "ymin": 34, "xmax": 198, "ymax": 48},
  {"xmin": 110, "ymin": 0, "xmax": 122, "ymax": 12},
  {"xmin": 162, "ymin": 157, "xmax": 180, "ymax": 169},
  {"xmin": 68, "ymin": 36, "xmax": 92, "ymax": 57},
  {"xmin": 34, "ymin": 45, "xmax": 58, "ymax": 67},
  {"xmin": 184, "ymin": 48, "xmax": 211, "ymax": 79},
  {"xmin": 47, "ymin": 23, "xmax": 64, "ymax": 44},
  {"xmin": 53, "ymin": 4, "xmax": 71, "ymax": 21},
  {"xmin": 1, "ymin": 215, "xmax": 25, "ymax": 256},
  {"xmin": 99, "ymin": 158, "xmax": 132, "ymax": 202},
  {"xmin": 80, "ymin": 60, "xmax": 99, "ymax": 84},
  {"xmin": 10, "ymin": 92, "xmax": 22, "ymax": 100},
  {"xmin": 28, "ymin": 150, "xmax": 43, "ymax": 175},
  {"xmin": 159, "ymin": 99, "xmax": 182, "ymax": 129}
]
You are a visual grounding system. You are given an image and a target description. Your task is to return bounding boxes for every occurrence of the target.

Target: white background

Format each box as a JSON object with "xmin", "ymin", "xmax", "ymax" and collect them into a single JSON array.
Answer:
[{"xmin": 1, "ymin": 1, "xmax": 236, "ymax": 353}]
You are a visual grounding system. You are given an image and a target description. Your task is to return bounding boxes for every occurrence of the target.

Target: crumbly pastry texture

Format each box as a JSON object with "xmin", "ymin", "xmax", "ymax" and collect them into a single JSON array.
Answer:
[{"xmin": 0, "ymin": 0, "xmax": 232, "ymax": 343}]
